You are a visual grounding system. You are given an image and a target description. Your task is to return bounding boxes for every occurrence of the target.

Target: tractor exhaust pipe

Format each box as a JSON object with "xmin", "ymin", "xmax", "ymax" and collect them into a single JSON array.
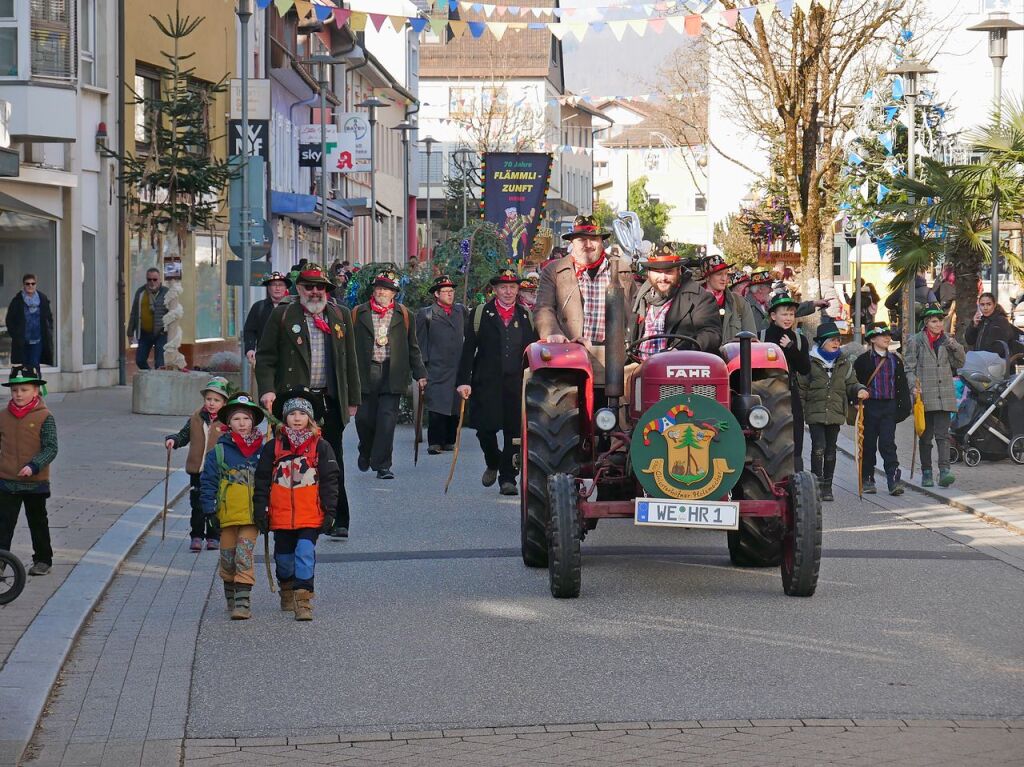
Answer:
[
  {"xmin": 737, "ymin": 330, "xmax": 754, "ymax": 398},
  {"xmin": 604, "ymin": 273, "xmax": 626, "ymax": 405}
]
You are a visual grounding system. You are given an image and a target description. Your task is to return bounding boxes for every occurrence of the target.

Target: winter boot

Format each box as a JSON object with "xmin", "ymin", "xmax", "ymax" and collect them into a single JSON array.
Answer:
[
  {"xmin": 887, "ymin": 469, "xmax": 905, "ymax": 496},
  {"xmin": 231, "ymin": 586, "xmax": 252, "ymax": 620},
  {"xmin": 279, "ymin": 581, "xmax": 295, "ymax": 613},
  {"xmin": 223, "ymin": 582, "xmax": 236, "ymax": 612},
  {"xmin": 293, "ymin": 589, "xmax": 313, "ymax": 621},
  {"xmin": 862, "ymin": 479, "xmax": 877, "ymax": 494},
  {"xmin": 820, "ymin": 456, "xmax": 836, "ymax": 502},
  {"xmin": 921, "ymin": 469, "xmax": 934, "ymax": 488},
  {"xmin": 938, "ymin": 468, "xmax": 955, "ymax": 487}
]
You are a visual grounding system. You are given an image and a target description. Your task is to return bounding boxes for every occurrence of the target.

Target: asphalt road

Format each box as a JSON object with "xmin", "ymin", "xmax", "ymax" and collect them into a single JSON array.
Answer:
[{"xmin": 187, "ymin": 426, "xmax": 1024, "ymax": 739}]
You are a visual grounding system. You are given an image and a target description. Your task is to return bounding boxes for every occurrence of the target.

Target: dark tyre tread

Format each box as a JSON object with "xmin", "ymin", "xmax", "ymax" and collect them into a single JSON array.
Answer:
[
  {"xmin": 522, "ymin": 372, "xmax": 580, "ymax": 568},
  {"xmin": 0, "ymin": 549, "xmax": 27, "ymax": 605},
  {"xmin": 782, "ymin": 470, "xmax": 822, "ymax": 597},
  {"xmin": 728, "ymin": 373, "xmax": 793, "ymax": 567},
  {"xmin": 547, "ymin": 473, "xmax": 582, "ymax": 598}
]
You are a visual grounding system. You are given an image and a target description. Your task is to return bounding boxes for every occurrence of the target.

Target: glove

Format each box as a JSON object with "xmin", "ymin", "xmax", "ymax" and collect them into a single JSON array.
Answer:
[
  {"xmin": 205, "ymin": 514, "xmax": 220, "ymax": 534},
  {"xmin": 320, "ymin": 514, "xmax": 335, "ymax": 535},
  {"xmin": 254, "ymin": 509, "xmax": 269, "ymax": 535}
]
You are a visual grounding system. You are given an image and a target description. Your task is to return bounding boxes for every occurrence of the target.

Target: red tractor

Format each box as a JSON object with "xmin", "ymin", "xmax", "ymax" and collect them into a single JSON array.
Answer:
[{"xmin": 519, "ymin": 275, "xmax": 821, "ymax": 599}]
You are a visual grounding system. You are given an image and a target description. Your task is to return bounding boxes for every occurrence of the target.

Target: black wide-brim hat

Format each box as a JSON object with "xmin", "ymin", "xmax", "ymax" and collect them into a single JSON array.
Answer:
[
  {"xmin": 562, "ymin": 214, "xmax": 611, "ymax": 241},
  {"xmin": 372, "ymin": 269, "xmax": 401, "ymax": 291},
  {"xmin": 262, "ymin": 271, "xmax": 293, "ymax": 288},
  {"xmin": 699, "ymin": 254, "xmax": 731, "ymax": 276},
  {"xmin": 217, "ymin": 392, "xmax": 266, "ymax": 427},
  {"xmin": 814, "ymin": 321, "xmax": 842, "ymax": 344},
  {"xmin": 749, "ymin": 270, "xmax": 774, "ymax": 287},
  {"xmin": 3, "ymin": 366, "xmax": 46, "ymax": 387},
  {"xmin": 430, "ymin": 275, "xmax": 457, "ymax": 293},
  {"xmin": 271, "ymin": 385, "xmax": 326, "ymax": 423},
  {"xmin": 295, "ymin": 263, "xmax": 335, "ymax": 288},
  {"xmin": 490, "ymin": 268, "xmax": 522, "ymax": 286},
  {"xmin": 767, "ymin": 292, "xmax": 799, "ymax": 312}
]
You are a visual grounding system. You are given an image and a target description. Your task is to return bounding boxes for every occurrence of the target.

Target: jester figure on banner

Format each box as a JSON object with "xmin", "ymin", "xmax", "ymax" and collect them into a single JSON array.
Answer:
[{"xmin": 499, "ymin": 207, "xmax": 537, "ymax": 262}]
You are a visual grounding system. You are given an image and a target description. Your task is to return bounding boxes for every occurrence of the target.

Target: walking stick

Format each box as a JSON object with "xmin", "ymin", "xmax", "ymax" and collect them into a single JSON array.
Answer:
[
  {"xmin": 264, "ymin": 533, "xmax": 276, "ymax": 594},
  {"xmin": 444, "ymin": 398, "xmax": 468, "ymax": 494},
  {"xmin": 856, "ymin": 402, "xmax": 865, "ymax": 499},
  {"xmin": 161, "ymin": 448, "xmax": 171, "ymax": 541},
  {"xmin": 413, "ymin": 385, "xmax": 425, "ymax": 466}
]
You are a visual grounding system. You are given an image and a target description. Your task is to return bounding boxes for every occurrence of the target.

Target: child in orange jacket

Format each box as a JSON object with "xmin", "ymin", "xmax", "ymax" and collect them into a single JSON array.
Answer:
[{"xmin": 252, "ymin": 388, "xmax": 339, "ymax": 621}]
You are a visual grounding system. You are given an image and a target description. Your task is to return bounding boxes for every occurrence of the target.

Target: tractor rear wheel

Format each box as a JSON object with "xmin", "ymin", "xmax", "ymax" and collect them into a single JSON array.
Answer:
[
  {"xmin": 728, "ymin": 372, "xmax": 793, "ymax": 567},
  {"xmin": 547, "ymin": 473, "xmax": 582, "ymax": 598},
  {"xmin": 781, "ymin": 470, "xmax": 822, "ymax": 597},
  {"xmin": 522, "ymin": 371, "xmax": 581, "ymax": 568}
]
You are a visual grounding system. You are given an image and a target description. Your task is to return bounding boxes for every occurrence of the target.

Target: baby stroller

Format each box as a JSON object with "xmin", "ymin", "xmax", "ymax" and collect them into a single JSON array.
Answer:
[{"xmin": 950, "ymin": 347, "xmax": 1024, "ymax": 466}]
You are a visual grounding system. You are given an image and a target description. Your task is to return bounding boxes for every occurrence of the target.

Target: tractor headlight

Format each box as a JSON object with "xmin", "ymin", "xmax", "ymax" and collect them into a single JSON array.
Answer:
[
  {"xmin": 748, "ymin": 405, "xmax": 771, "ymax": 429},
  {"xmin": 594, "ymin": 407, "xmax": 617, "ymax": 432}
]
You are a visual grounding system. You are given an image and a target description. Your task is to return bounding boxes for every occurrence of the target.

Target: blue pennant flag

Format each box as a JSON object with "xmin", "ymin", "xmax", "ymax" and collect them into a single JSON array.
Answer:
[
  {"xmin": 591, "ymin": 21, "xmax": 606, "ymax": 32},
  {"xmin": 848, "ymin": 151, "xmax": 865, "ymax": 166},
  {"xmin": 901, "ymin": 29, "xmax": 914, "ymax": 42},
  {"xmin": 739, "ymin": 6, "xmax": 757, "ymax": 27},
  {"xmin": 449, "ymin": 0, "xmax": 458, "ymax": 11},
  {"xmin": 876, "ymin": 184, "xmax": 890, "ymax": 203},
  {"xmin": 256, "ymin": 0, "xmax": 272, "ymax": 8},
  {"xmin": 839, "ymin": 201, "xmax": 852, "ymax": 211},
  {"xmin": 313, "ymin": 4, "xmax": 333, "ymax": 21},
  {"xmin": 864, "ymin": 89, "xmax": 874, "ymax": 101},
  {"xmin": 884, "ymin": 106, "xmax": 899, "ymax": 124},
  {"xmin": 409, "ymin": 17, "xmax": 429, "ymax": 33},
  {"xmin": 528, "ymin": 22, "xmax": 545, "ymax": 29},
  {"xmin": 468, "ymin": 21, "xmax": 486, "ymax": 37},
  {"xmin": 777, "ymin": 0, "xmax": 793, "ymax": 17},
  {"xmin": 508, "ymin": 6, "xmax": 520, "ymax": 15},
  {"xmin": 878, "ymin": 132, "xmax": 894, "ymax": 154},
  {"xmin": 472, "ymin": 3, "xmax": 482, "ymax": 12},
  {"xmin": 892, "ymin": 77, "xmax": 904, "ymax": 100}
]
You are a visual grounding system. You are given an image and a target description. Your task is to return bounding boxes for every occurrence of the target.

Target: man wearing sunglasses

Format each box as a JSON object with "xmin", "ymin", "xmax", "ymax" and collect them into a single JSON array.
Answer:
[
  {"xmin": 127, "ymin": 268, "xmax": 170, "ymax": 370},
  {"xmin": 6, "ymin": 274, "xmax": 54, "ymax": 377}
]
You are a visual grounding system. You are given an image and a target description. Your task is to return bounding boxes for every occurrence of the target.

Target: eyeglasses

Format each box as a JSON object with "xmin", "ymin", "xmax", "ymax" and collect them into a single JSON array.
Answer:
[
  {"xmin": 300, "ymin": 284, "xmax": 326, "ymax": 292},
  {"xmin": 23, "ymin": 282, "xmax": 36, "ymax": 287},
  {"xmin": 147, "ymin": 278, "xmax": 160, "ymax": 283}
]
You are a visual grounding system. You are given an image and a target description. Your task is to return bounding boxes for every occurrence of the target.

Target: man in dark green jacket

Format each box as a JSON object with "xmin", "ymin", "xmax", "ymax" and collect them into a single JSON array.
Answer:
[
  {"xmin": 351, "ymin": 269, "xmax": 427, "ymax": 479},
  {"xmin": 255, "ymin": 262, "xmax": 360, "ymax": 538}
]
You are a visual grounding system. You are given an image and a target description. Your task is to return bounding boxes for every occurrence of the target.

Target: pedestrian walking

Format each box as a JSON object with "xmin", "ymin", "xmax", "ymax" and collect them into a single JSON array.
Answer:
[
  {"xmin": 745, "ymin": 271, "xmax": 774, "ymax": 329},
  {"xmin": 127, "ymin": 268, "xmax": 169, "ymax": 370},
  {"xmin": 699, "ymin": 254, "xmax": 756, "ymax": 341},
  {"xmin": 6, "ymin": 275, "xmax": 54, "ymax": 377},
  {"xmin": 199, "ymin": 392, "xmax": 265, "ymax": 620},
  {"xmin": 415, "ymin": 275, "xmax": 466, "ymax": 455},
  {"xmin": 761, "ymin": 293, "xmax": 811, "ymax": 471},
  {"xmin": 164, "ymin": 377, "xmax": 231, "ymax": 552},
  {"xmin": 253, "ymin": 388, "xmax": 339, "ymax": 622},
  {"xmin": 965, "ymin": 292, "xmax": 1021, "ymax": 358},
  {"xmin": 352, "ymin": 269, "xmax": 427, "ymax": 480},
  {"xmin": 903, "ymin": 305, "xmax": 965, "ymax": 488},
  {"xmin": 854, "ymin": 323, "xmax": 911, "ymax": 495},
  {"xmin": 0, "ymin": 367, "xmax": 57, "ymax": 576},
  {"xmin": 799, "ymin": 321, "xmax": 868, "ymax": 501},
  {"xmin": 255, "ymin": 262, "xmax": 359, "ymax": 540},
  {"xmin": 243, "ymin": 272, "xmax": 292, "ymax": 364},
  {"xmin": 457, "ymin": 268, "xmax": 538, "ymax": 496}
]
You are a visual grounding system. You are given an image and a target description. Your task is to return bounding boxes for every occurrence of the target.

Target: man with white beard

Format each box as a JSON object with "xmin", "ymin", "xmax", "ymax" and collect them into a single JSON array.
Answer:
[{"xmin": 255, "ymin": 263, "xmax": 360, "ymax": 539}]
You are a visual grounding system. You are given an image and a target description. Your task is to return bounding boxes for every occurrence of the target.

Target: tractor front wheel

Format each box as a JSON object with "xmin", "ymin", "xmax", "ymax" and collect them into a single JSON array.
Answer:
[
  {"xmin": 547, "ymin": 473, "xmax": 582, "ymax": 599},
  {"xmin": 781, "ymin": 470, "xmax": 821, "ymax": 597}
]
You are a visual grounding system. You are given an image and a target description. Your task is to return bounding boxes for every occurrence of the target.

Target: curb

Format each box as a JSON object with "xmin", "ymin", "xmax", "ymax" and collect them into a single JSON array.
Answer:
[
  {"xmin": 835, "ymin": 435, "xmax": 1024, "ymax": 535},
  {"xmin": 0, "ymin": 469, "xmax": 190, "ymax": 767}
]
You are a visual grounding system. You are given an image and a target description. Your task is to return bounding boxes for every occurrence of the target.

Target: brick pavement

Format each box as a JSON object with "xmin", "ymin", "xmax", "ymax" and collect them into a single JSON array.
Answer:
[{"xmin": 1, "ymin": 387, "xmax": 184, "ymax": 669}]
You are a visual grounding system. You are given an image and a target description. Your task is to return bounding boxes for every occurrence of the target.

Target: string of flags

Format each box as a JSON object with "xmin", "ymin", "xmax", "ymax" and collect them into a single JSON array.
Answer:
[
  {"xmin": 547, "ymin": 92, "xmax": 695, "ymax": 106},
  {"xmin": 260, "ymin": 0, "xmax": 839, "ymax": 42}
]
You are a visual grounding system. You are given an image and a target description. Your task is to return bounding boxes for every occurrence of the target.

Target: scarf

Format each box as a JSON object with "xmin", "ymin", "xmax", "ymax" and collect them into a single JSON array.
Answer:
[
  {"xmin": 816, "ymin": 345, "xmax": 842, "ymax": 363},
  {"xmin": 21, "ymin": 290, "xmax": 40, "ymax": 309},
  {"xmin": 7, "ymin": 397, "xmax": 39, "ymax": 419},
  {"xmin": 926, "ymin": 328, "xmax": 944, "ymax": 351},
  {"xmin": 711, "ymin": 289, "xmax": 726, "ymax": 307},
  {"xmin": 370, "ymin": 297, "xmax": 394, "ymax": 316},
  {"xmin": 284, "ymin": 427, "xmax": 314, "ymax": 453},
  {"xmin": 436, "ymin": 300, "xmax": 453, "ymax": 316},
  {"xmin": 231, "ymin": 431, "xmax": 262, "ymax": 458},
  {"xmin": 574, "ymin": 252, "xmax": 605, "ymax": 278},
  {"xmin": 645, "ymin": 284, "xmax": 676, "ymax": 308},
  {"xmin": 303, "ymin": 306, "xmax": 330, "ymax": 334},
  {"xmin": 495, "ymin": 299, "xmax": 516, "ymax": 326}
]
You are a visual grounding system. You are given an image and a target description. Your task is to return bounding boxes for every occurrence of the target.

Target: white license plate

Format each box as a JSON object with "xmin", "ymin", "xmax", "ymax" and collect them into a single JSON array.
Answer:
[{"xmin": 634, "ymin": 499, "xmax": 739, "ymax": 530}]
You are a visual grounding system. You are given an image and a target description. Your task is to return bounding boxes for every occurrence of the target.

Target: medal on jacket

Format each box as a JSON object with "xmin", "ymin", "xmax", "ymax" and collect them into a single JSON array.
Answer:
[{"xmin": 375, "ymin": 322, "xmax": 389, "ymax": 347}]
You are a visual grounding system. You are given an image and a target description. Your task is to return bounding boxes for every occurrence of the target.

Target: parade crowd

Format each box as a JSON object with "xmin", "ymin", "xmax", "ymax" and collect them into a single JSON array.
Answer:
[{"xmin": 1, "ymin": 214, "xmax": 1016, "ymax": 620}]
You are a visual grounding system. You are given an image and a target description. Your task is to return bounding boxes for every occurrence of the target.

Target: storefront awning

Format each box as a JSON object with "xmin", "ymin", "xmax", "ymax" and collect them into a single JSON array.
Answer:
[
  {"xmin": 270, "ymin": 191, "xmax": 353, "ymax": 228},
  {"xmin": 336, "ymin": 197, "xmax": 392, "ymax": 219}
]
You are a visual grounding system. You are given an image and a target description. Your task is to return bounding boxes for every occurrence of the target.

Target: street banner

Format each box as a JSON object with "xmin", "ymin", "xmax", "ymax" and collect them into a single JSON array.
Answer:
[
  {"xmin": 299, "ymin": 124, "xmax": 337, "ymax": 168},
  {"xmin": 481, "ymin": 152, "xmax": 553, "ymax": 261},
  {"xmin": 336, "ymin": 112, "xmax": 372, "ymax": 173}
]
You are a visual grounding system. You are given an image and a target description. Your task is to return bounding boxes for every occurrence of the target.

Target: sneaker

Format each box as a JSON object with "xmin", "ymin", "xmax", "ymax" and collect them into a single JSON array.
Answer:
[
  {"xmin": 442, "ymin": 444, "xmax": 456, "ymax": 451},
  {"xmin": 427, "ymin": 445, "xmax": 443, "ymax": 455},
  {"xmin": 329, "ymin": 526, "xmax": 349, "ymax": 539},
  {"xmin": 820, "ymin": 485, "xmax": 834, "ymax": 502},
  {"xmin": 376, "ymin": 469, "xmax": 395, "ymax": 480},
  {"xmin": 28, "ymin": 561, "xmax": 51, "ymax": 576},
  {"xmin": 887, "ymin": 470, "xmax": 904, "ymax": 496},
  {"xmin": 190, "ymin": 537, "xmax": 203, "ymax": 552},
  {"xmin": 205, "ymin": 539, "xmax": 219, "ymax": 551},
  {"xmin": 862, "ymin": 480, "xmax": 877, "ymax": 495},
  {"xmin": 921, "ymin": 469, "xmax": 934, "ymax": 488},
  {"xmin": 482, "ymin": 468, "xmax": 498, "ymax": 487},
  {"xmin": 938, "ymin": 468, "xmax": 955, "ymax": 487},
  {"xmin": 357, "ymin": 455, "xmax": 370, "ymax": 472},
  {"xmin": 499, "ymin": 481, "xmax": 518, "ymax": 496}
]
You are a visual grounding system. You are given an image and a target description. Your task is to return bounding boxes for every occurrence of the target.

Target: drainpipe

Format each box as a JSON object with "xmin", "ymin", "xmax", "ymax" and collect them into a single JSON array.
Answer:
[{"xmin": 116, "ymin": 0, "xmax": 126, "ymax": 385}]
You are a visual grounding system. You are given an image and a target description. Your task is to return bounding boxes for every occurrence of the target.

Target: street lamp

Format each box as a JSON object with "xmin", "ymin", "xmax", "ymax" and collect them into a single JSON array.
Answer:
[
  {"xmin": 306, "ymin": 53, "xmax": 342, "ymax": 266},
  {"xmin": 968, "ymin": 12, "xmax": 1024, "ymax": 300},
  {"xmin": 452, "ymin": 148, "xmax": 475, "ymax": 228},
  {"xmin": 236, "ymin": 0, "xmax": 253, "ymax": 390},
  {"xmin": 420, "ymin": 136, "xmax": 438, "ymax": 260},
  {"xmin": 391, "ymin": 119, "xmax": 417, "ymax": 263},
  {"xmin": 357, "ymin": 96, "xmax": 388, "ymax": 264},
  {"xmin": 888, "ymin": 58, "xmax": 935, "ymax": 340}
]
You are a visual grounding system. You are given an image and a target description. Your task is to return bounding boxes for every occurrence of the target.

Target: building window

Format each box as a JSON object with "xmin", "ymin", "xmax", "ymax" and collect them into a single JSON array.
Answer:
[
  {"xmin": 82, "ymin": 231, "xmax": 96, "ymax": 365},
  {"xmin": 134, "ymin": 70, "xmax": 159, "ymax": 148},
  {"xmin": 0, "ymin": 209, "xmax": 58, "ymax": 369},
  {"xmin": 31, "ymin": 0, "xmax": 77, "ymax": 80},
  {"xmin": 694, "ymin": 193, "xmax": 707, "ymax": 212},
  {"xmin": 0, "ymin": 0, "xmax": 16, "ymax": 77},
  {"xmin": 80, "ymin": 0, "xmax": 95, "ymax": 85},
  {"xmin": 194, "ymin": 234, "xmax": 224, "ymax": 340}
]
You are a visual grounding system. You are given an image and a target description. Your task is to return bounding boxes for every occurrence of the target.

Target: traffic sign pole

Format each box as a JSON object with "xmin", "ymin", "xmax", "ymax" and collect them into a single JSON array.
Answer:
[{"xmin": 238, "ymin": 0, "xmax": 253, "ymax": 392}]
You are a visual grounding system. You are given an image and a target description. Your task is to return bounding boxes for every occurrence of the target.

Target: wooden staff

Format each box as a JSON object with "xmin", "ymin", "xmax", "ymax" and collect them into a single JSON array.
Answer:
[
  {"xmin": 264, "ymin": 533, "xmax": 276, "ymax": 594},
  {"xmin": 856, "ymin": 401, "xmax": 865, "ymax": 499},
  {"xmin": 444, "ymin": 398, "xmax": 468, "ymax": 494},
  {"xmin": 413, "ymin": 386, "xmax": 425, "ymax": 466},
  {"xmin": 161, "ymin": 448, "xmax": 171, "ymax": 541}
]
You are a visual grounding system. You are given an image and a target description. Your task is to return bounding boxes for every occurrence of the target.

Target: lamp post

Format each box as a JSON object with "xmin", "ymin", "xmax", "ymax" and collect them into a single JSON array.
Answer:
[
  {"xmin": 391, "ymin": 119, "xmax": 416, "ymax": 262},
  {"xmin": 357, "ymin": 97, "xmax": 388, "ymax": 264},
  {"xmin": 968, "ymin": 12, "xmax": 1024, "ymax": 301},
  {"xmin": 420, "ymin": 136, "xmax": 438, "ymax": 260},
  {"xmin": 452, "ymin": 148, "xmax": 474, "ymax": 228},
  {"xmin": 236, "ymin": 0, "xmax": 252, "ymax": 391},
  {"xmin": 307, "ymin": 54, "xmax": 339, "ymax": 266},
  {"xmin": 888, "ymin": 59, "xmax": 935, "ymax": 341}
]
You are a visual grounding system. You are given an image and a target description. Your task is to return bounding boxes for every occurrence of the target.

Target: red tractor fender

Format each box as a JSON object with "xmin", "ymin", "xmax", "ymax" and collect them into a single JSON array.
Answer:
[
  {"xmin": 722, "ymin": 340, "xmax": 790, "ymax": 377},
  {"xmin": 523, "ymin": 341, "xmax": 595, "ymax": 422}
]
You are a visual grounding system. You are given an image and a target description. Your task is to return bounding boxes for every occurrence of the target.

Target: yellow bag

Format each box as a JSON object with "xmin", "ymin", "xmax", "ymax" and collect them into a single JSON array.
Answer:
[{"xmin": 913, "ymin": 391, "xmax": 926, "ymax": 436}]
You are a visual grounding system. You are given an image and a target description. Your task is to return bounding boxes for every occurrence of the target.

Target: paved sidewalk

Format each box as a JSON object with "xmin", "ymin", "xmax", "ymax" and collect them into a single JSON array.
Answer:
[{"xmin": 1, "ymin": 388, "xmax": 184, "ymax": 669}]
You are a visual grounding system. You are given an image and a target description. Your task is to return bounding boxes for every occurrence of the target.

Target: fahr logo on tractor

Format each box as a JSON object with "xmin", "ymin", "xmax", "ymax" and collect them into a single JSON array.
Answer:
[{"xmin": 518, "ymin": 212, "xmax": 822, "ymax": 601}]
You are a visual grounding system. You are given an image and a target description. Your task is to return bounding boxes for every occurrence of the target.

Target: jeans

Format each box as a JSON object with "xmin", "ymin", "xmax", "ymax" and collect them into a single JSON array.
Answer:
[
  {"xmin": 355, "ymin": 361, "xmax": 401, "ymax": 472},
  {"xmin": 188, "ymin": 473, "xmax": 219, "ymax": 540},
  {"xmin": 23, "ymin": 341, "xmax": 42, "ymax": 375},
  {"xmin": 427, "ymin": 411, "xmax": 458, "ymax": 447},
  {"xmin": 862, "ymin": 399, "xmax": 899, "ymax": 481},
  {"xmin": 920, "ymin": 410, "xmax": 952, "ymax": 472},
  {"xmin": 136, "ymin": 331, "xmax": 167, "ymax": 370},
  {"xmin": 807, "ymin": 423, "xmax": 839, "ymax": 485},
  {"xmin": 0, "ymin": 492, "xmax": 52, "ymax": 565},
  {"xmin": 273, "ymin": 528, "xmax": 318, "ymax": 592}
]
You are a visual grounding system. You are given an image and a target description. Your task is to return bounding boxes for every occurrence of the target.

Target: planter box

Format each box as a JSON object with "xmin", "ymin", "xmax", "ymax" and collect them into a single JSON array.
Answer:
[{"xmin": 132, "ymin": 370, "xmax": 223, "ymax": 416}]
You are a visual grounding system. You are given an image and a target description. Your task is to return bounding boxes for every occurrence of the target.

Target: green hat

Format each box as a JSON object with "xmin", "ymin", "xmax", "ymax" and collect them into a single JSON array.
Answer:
[
  {"xmin": 200, "ymin": 376, "xmax": 231, "ymax": 400},
  {"xmin": 814, "ymin": 321, "xmax": 841, "ymax": 344},
  {"xmin": 768, "ymin": 292, "xmax": 799, "ymax": 312},
  {"xmin": 3, "ymin": 366, "xmax": 45, "ymax": 388},
  {"xmin": 920, "ymin": 304, "xmax": 945, "ymax": 320},
  {"xmin": 217, "ymin": 391, "xmax": 266, "ymax": 427},
  {"xmin": 865, "ymin": 322, "xmax": 892, "ymax": 340}
]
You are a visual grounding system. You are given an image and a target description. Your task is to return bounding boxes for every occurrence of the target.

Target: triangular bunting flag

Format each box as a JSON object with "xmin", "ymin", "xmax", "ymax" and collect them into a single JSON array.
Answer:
[
  {"xmin": 483, "ymin": 4, "xmax": 494, "ymax": 17},
  {"xmin": 369, "ymin": 13, "xmax": 387, "ymax": 31},
  {"xmin": 349, "ymin": 11, "xmax": 367, "ymax": 31},
  {"xmin": 876, "ymin": 184, "xmax": 889, "ymax": 203},
  {"xmin": 429, "ymin": 17, "xmax": 446, "ymax": 35},
  {"xmin": 273, "ymin": 0, "xmax": 294, "ymax": 15},
  {"xmin": 878, "ymin": 132, "xmax": 894, "ymax": 154},
  {"xmin": 666, "ymin": 16, "xmax": 685, "ymax": 34},
  {"xmin": 848, "ymin": 151, "xmax": 864, "ymax": 166},
  {"xmin": 722, "ymin": 8, "xmax": 738, "ymax": 28},
  {"xmin": 257, "ymin": 0, "xmax": 272, "ymax": 9},
  {"xmin": 548, "ymin": 22, "xmax": 569, "ymax": 39},
  {"xmin": 684, "ymin": 14, "xmax": 701, "ymax": 36},
  {"xmin": 739, "ymin": 6, "xmax": 757, "ymax": 27},
  {"xmin": 496, "ymin": 5, "xmax": 506, "ymax": 15},
  {"xmin": 409, "ymin": 17, "xmax": 429, "ymax": 33},
  {"xmin": 489, "ymin": 21, "xmax": 508, "ymax": 40},
  {"xmin": 777, "ymin": 0, "xmax": 794, "ymax": 18},
  {"xmin": 468, "ymin": 20, "xmax": 486, "ymax": 37},
  {"xmin": 703, "ymin": 10, "xmax": 721, "ymax": 27},
  {"xmin": 757, "ymin": 2, "xmax": 775, "ymax": 21},
  {"xmin": 388, "ymin": 16, "xmax": 406, "ymax": 32},
  {"xmin": 883, "ymin": 105, "xmax": 898, "ymax": 124},
  {"xmin": 892, "ymin": 77, "xmax": 904, "ymax": 100},
  {"xmin": 608, "ymin": 20, "xmax": 628, "ymax": 40},
  {"xmin": 591, "ymin": 21, "xmax": 605, "ymax": 33},
  {"xmin": 313, "ymin": 4, "xmax": 333, "ymax": 22},
  {"xmin": 648, "ymin": 18, "xmax": 665, "ymax": 33},
  {"xmin": 508, "ymin": 5, "xmax": 520, "ymax": 15},
  {"xmin": 449, "ymin": 19, "xmax": 468, "ymax": 37},
  {"xmin": 293, "ymin": 0, "xmax": 312, "ymax": 19},
  {"xmin": 627, "ymin": 18, "xmax": 647, "ymax": 37},
  {"xmin": 332, "ymin": 8, "xmax": 351, "ymax": 27},
  {"xmin": 566, "ymin": 21, "xmax": 588, "ymax": 40}
]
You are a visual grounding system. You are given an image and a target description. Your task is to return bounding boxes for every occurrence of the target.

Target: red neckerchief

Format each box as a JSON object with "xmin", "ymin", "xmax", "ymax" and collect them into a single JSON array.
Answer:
[
  {"xmin": 711, "ymin": 289, "xmax": 726, "ymax": 307},
  {"xmin": 303, "ymin": 306, "xmax": 330, "ymax": 334},
  {"xmin": 574, "ymin": 252, "xmax": 606, "ymax": 278},
  {"xmin": 7, "ymin": 397, "xmax": 39, "ymax": 419},
  {"xmin": 370, "ymin": 297, "xmax": 394, "ymax": 316},
  {"xmin": 495, "ymin": 299, "xmax": 516, "ymax": 326},
  {"xmin": 926, "ymin": 328, "xmax": 944, "ymax": 350},
  {"xmin": 436, "ymin": 300, "xmax": 453, "ymax": 316},
  {"xmin": 231, "ymin": 431, "xmax": 262, "ymax": 458}
]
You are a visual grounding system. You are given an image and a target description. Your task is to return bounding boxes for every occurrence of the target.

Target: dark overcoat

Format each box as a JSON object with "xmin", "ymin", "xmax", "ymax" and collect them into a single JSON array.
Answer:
[
  {"xmin": 628, "ymin": 280, "xmax": 722, "ymax": 353},
  {"xmin": 254, "ymin": 301, "xmax": 361, "ymax": 424},
  {"xmin": 243, "ymin": 296, "xmax": 291, "ymax": 354},
  {"xmin": 351, "ymin": 302, "xmax": 427, "ymax": 395},
  {"xmin": 457, "ymin": 300, "xmax": 539, "ymax": 433},
  {"xmin": 7, "ymin": 291, "xmax": 54, "ymax": 367},
  {"xmin": 415, "ymin": 302, "xmax": 466, "ymax": 416}
]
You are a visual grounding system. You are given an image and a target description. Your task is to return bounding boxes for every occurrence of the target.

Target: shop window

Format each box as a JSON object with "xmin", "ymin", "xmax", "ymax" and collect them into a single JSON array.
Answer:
[
  {"xmin": 0, "ymin": 210, "xmax": 58, "ymax": 369},
  {"xmin": 194, "ymin": 234, "xmax": 224, "ymax": 340},
  {"xmin": 82, "ymin": 231, "xmax": 96, "ymax": 365}
]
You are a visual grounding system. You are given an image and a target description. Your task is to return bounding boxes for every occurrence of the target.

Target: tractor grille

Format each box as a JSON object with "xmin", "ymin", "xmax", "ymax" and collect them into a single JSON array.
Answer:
[
  {"xmin": 659, "ymin": 385, "xmax": 688, "ymax": 399},
  {"xmin": 690, "ymin": 384, "xmax": 718, "ymax": 398},
  {"xmin": 659, "ymin": 384, "xmax": 719, "ymax": 399}
]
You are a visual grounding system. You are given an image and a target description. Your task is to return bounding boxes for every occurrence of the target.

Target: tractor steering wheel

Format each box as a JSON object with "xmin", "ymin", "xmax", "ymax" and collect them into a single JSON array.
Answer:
[{"xmin": 626, "ymin": 333, "xmax": 702, "ymax": 363}]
